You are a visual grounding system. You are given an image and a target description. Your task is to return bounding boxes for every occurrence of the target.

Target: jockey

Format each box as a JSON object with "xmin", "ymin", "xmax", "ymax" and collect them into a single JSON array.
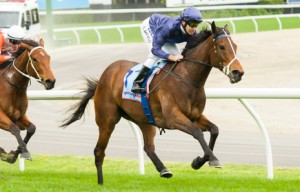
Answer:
[
  {"xmin": 131, "ymin": 7, "xmax": 203, "ymax": 93},
  {"xmin": 0, "ymin": 25, "xmax": 25, "ymax": 63}
]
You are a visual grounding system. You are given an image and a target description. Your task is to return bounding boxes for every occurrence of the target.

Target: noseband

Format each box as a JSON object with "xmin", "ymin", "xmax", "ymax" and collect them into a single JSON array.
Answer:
[{"xmin": 12, "ymin": 46, "xmax": 45, "ymax": 83}]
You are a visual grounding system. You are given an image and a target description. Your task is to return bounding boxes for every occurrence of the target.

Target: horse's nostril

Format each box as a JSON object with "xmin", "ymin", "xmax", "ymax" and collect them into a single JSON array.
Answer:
[
  {"xmin": 45, "ymin": 79, "xmax": 55, "ymax": 84},
  {"xmin": 232, "ymin": 70, "xmax": 243, "ymax": 78},
  {"xmin": 45, "ymin": 79, "xmax": 56, "ymax": 90}
]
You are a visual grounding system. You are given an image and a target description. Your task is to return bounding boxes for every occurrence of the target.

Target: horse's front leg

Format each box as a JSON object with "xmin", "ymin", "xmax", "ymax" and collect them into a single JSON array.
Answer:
[
  {"xmin": 139, "ymin": 124, "xmax": 173, "ymax": 178},
  {"xmin": 167, "ymin": 111, "xmax": 221, "ymax": 169},
  {"xmin": 7, "ymin": 124, "xmax": 31, "ymax": 161},
  {"xmin": 7, "ymin": 122, "xmax": 36, "ymax": 164},
  {"xmin": 0, "ymin": 112, "xmax": 31, "ymax": 163},
  {"xmin": 191, "ymin": 114, "xmax": 220, "ymax": 169}
]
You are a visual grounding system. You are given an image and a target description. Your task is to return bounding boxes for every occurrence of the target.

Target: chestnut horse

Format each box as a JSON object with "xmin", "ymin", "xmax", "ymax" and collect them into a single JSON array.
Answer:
[
  {"xmin": 0, "ymin": 39, "xmax": 56, "ymax": 163},
  {"xmin": 61, "ymin": 22, "xmax": 244, "ymax": 185}
]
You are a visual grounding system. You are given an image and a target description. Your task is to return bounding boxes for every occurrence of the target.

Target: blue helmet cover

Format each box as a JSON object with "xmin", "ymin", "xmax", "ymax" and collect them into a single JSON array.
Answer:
[{"xmin": 181, "ymin": 7, "xmax": 202, "ymax": 22}]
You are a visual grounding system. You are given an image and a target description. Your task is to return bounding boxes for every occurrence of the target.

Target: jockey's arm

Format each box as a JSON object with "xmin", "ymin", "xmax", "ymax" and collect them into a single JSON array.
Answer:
[
  {"xmin": 151, "ymin": 26, "xmax": 183, "ymax": 62},
  {"xmin": 0, "ymin": 50, "xmax": 13, "ymax": 63}
]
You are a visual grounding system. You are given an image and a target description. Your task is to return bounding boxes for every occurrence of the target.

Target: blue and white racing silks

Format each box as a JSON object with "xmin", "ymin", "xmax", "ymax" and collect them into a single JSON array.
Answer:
[{"xmin": 148, "ymin": 14, "xmax": 198, "ymax": 59}]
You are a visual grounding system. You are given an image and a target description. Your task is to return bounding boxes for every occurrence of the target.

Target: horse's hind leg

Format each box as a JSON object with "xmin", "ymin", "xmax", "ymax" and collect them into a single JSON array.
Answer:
[
  {"xmin": 139, "ymin": 124, "xmax": 172, "ymax": 178},
  {"xmin": 94, "ymin": 99, "xmax": 121, "ymax": 185},
  {"xmin": 94, "ymin": 122, "xmax": 117, "ymax": 185},
  {"xmin": 191, "ymin": 114, "xmax": 220, "ymax": 169}
]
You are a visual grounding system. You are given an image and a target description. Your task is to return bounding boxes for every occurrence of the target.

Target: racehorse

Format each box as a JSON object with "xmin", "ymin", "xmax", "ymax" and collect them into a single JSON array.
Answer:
[
  {"xmin": 61, "ymin": 21, "xmax": 244, "ymax": 185},
  {"xmin": 0, "ymin": 39, "xmax": 55, "ymax": 163}
]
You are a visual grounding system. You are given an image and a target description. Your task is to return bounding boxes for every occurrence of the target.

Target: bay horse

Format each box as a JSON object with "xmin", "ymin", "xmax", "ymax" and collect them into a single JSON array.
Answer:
[
  {"xmin": 0, "ymin": 39, "xmax": 56, "ymax": 163},
  {"xmin": 61, "ymin": 21, "xmax": 244, "ymax": 185}
]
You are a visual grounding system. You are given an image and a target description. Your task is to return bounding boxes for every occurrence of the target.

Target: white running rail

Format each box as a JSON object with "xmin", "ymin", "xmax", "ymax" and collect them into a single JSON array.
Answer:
[{"xmin": 41, "ymin": 14, "xmax": 300, "ymax": 45}]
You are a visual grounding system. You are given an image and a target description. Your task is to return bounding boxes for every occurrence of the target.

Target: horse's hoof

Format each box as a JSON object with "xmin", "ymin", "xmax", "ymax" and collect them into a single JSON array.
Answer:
[
  {"xmin": 191, "ymin": 156, "xmax": 207, "ymax": 170},
  {"xmin": 0, "ymin": 147, "xmax": 6, "ymax": 154},
  {"xmin": 209, "ymin": 159, "xmax": 222, "ymax": 168},
  {"xmin": 1, "ymin": 152, "xmax": 16, "ymax": 164},
  {"xmin": 160, "ymin": 168, "xmax": 173, "ymax": 178},
  {"xmin": 21, "ymin": 152, "xmax": 32, "ymax": 161}
]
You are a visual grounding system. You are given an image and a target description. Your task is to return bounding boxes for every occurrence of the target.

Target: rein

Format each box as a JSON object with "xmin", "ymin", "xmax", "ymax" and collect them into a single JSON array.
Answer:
[
  {"xmin": 160, "ymin": 63, "xmax": 202, "ymax": 88},
  {"xmin": 182, "ymin": 58, "xmax": 211, "ymax": 67},
  {"xmin": 12, "ymin": 46, "xmax": 44, "ymax": 83}
]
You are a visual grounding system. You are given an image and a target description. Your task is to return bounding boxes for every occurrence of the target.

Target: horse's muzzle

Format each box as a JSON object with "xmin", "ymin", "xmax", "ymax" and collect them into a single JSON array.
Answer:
[
  {"xmin": 43, "ymin": 79, "xmax": 56, "ymax": 90},
  {"xmin": 229, "ymin": 70, "xmax": 244, "ymax": 83}
]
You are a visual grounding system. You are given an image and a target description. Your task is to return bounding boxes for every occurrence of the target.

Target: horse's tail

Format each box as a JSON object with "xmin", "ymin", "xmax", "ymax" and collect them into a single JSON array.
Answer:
[{"xmin": 60, "ymin": 78, "xmax": 98, "ymax": 128}]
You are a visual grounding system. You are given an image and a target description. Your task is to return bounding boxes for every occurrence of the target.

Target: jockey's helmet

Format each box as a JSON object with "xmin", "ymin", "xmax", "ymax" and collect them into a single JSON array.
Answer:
[
  {"xmin": 7, "ymin": 25, "xmax": 25, "ymax": 41},
  {"xmin": 180, "ymin": 7, "xmax": 202, "ymax": 23}
]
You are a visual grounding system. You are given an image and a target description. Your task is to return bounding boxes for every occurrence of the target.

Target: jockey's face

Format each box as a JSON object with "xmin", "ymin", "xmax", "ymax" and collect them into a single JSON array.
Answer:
[
  {"xmin": 182, "ymin": 21, "xmax": 199, "ymax": 35},
  {"xmin": 8, "ymin": 39, "xmax": 21, "ymax": 52}
]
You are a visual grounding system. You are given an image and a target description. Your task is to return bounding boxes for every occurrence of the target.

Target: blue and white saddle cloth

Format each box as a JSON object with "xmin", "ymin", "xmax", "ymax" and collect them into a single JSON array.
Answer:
[{"xmin": 122, "ymin": 61, "xmax": 167, "ymax": 102}]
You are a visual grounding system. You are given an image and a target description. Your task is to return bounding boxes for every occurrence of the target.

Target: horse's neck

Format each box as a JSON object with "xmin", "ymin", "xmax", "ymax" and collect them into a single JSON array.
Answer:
[
  {"xmin": 180, "ymin": 36, "xmax": 214, "ymax": 87},
  {"xmin": 7, "ymin": 51, "xmax": 30, "ymax": 87}
]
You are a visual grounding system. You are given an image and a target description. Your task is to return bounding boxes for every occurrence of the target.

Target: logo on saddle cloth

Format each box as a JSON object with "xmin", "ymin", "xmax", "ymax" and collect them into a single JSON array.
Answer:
[{"xmin": 122, "ymin": 61, "xmax": 166, "ymax": 102}]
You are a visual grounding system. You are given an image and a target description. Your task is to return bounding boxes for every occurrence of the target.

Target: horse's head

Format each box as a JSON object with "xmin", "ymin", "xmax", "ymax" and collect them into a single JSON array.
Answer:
[
  {"xmin": 209, "ymin": 21, "xmax": 244, "ymax": 83},
  {"xmin": 20, "ymin": 39, "xmax": 56, "ymax": 90}
]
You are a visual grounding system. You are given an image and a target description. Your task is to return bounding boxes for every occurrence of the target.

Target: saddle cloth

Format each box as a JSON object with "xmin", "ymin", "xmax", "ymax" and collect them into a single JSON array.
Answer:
[{"xmin": 122, "ymin": 61, "xmax": 167, "ymax": 102}]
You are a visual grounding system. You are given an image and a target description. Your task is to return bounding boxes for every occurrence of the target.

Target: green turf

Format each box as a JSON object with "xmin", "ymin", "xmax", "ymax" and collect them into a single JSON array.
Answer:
[{"xmin": 0, "ymin": 155, "xmax": 299, "ymax": 192}]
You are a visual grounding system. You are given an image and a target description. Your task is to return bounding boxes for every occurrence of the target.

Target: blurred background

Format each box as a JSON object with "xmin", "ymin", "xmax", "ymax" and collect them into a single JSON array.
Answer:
[{"xmin": 1, "ymin": 0, "xmax": 300, "ymax": 47}]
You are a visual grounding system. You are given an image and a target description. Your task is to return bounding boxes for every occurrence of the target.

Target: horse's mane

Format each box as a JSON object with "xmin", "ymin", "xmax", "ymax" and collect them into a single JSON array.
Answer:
[
  {"xmin": 12, "ymin": 39, "xmax": 39, "ymax": 58},
  {"xmin": 182, "ymin": 27, "xmax": 213, "ymax": 56},
  {"xmin": 0, "ymin": 39, "xmax": 39, "ymax": 70}
]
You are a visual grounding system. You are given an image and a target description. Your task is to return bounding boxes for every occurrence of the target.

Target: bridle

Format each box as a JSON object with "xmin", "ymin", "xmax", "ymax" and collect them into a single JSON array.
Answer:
[
  {"xmin": 12, "ymin": 46, "xmax": 45, "ymax": 83},
  {"xmin": 152, "ymin": 29, "xmax": 239, "ymax": 90},
  {"xmin": 212, "ymin": 29, "xmax": 239, "ymax": 76},
  {"xmin": 183, "ymin": 29, "xmax": 239, "ymax": 76}
]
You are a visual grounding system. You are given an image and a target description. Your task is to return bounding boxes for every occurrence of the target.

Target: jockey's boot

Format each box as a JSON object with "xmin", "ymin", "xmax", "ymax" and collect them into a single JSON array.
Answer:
[{"xmin": 131, "ymin": 65, "xmax": 150, "ymax": 93}]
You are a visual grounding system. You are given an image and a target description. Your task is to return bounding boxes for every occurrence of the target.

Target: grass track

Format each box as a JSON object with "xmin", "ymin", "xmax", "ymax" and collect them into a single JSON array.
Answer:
[{"xmin": 0, "ymin": 155, "xmax": 299, "ymax": 192}]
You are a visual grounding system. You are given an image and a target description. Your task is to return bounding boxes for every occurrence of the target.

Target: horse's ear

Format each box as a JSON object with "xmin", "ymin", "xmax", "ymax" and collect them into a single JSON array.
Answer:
[
  {"xmin": 224, "ymin": 24, "xmax": 229, "ymax": 31},
  {"xmin": 211, "ymin": 21, "xmax": 217, "ymax": 34},
  {"xmin": 39, "ymin": 38, "xmax": 45, "ymax": 47}
]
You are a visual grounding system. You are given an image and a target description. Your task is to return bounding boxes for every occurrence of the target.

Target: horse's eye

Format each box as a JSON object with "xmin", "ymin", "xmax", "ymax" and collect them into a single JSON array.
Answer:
[
  {"xmin": 219, "ymin": 45, "xmax": 225, "ymax": 50},
  {"xmin": 32, "ymin": 58, "xmax": 38, "ymax": 62}
]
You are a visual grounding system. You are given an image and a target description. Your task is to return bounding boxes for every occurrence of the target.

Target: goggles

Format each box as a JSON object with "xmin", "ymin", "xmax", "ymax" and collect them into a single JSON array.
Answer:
[
  {"xmin": 187, "ymin": 21, "xmax": 201, "ymax": 28},
  {"xmin": 9, "ymin": 39, "xmax": 21, "ymax": 45}
]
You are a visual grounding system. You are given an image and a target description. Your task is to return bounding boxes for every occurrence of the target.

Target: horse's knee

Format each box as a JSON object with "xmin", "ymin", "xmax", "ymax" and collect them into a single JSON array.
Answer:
[
  {"xmin": 210, "ymin": 124, "xmax": 219, "ymax": 138},
  {"xmin": 27, "ymin": 123, "xmax": 36, "ymax": 135}
]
